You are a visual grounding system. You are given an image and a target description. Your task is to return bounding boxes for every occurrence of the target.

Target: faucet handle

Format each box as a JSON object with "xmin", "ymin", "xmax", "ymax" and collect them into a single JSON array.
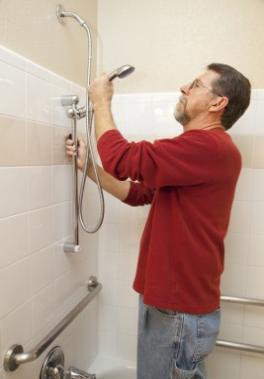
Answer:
[
  {"xmin": 47, "ymin": 364, "xmax": 64, "ymax": 379},
  {"xmin": 65, "ymin": 366, "xmax": 96, "ymax": 379}
]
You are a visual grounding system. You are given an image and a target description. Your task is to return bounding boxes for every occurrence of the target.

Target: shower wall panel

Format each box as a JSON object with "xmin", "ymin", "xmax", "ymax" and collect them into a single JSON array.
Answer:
[{"xmin": 0, "ymin": 45, "xmax": 99, "ymax": 379}]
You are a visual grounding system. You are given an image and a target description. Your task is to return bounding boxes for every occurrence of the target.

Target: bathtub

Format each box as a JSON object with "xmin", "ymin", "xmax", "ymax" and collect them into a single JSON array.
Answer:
[{"xmin": 88, "ymin": 355, "xmax": 136, "ymax": 379}]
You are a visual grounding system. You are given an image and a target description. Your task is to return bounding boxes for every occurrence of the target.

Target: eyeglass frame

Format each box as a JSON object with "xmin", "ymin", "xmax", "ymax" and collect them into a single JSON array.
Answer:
[{"xmin": 188, "ymin": 78, "xmax": 224, "ymax": 97}]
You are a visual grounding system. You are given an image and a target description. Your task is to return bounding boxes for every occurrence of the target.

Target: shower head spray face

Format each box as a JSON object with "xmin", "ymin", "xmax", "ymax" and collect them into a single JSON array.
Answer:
[{"xmin": 108, "ymin": 65, "xmax": 135, "ymax": 81}]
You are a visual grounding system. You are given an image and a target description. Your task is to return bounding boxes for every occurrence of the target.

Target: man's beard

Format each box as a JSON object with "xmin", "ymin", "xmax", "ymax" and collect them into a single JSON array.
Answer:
[{"xmin": 174, "ymin": 99, "xmax": 191, "ymax": 126}]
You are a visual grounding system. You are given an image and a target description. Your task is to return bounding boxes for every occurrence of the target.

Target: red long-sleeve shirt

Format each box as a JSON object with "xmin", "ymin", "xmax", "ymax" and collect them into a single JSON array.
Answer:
[{"xmin": 97, "ymin": 128, "xmax": 241, "ymax": 314}]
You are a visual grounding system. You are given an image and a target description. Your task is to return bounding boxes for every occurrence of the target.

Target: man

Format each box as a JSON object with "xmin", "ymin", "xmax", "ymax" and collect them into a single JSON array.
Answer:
[{"xmin": 66, "ymin": 63, "xmax": 251, "ymax": 379}]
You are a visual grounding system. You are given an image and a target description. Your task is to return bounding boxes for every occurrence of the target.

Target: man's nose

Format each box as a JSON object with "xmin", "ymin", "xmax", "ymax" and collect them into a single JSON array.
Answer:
[{"xmin": 180, "ymin": 84, "xmax": 189, "ymax": 95}]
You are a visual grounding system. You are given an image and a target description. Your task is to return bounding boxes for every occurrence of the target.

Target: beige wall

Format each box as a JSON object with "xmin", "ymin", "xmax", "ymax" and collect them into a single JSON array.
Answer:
[
  {"xmin": 98, "ymin": 0, "xmax": 264, "ymax": 92},
  {"xmin": 0, "ymin": 0, "xmax": 97, "ymax": 85}
]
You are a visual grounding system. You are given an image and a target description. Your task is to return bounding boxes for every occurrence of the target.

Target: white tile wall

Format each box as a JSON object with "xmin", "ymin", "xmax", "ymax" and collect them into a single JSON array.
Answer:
[{"xmin": 0, "ymin": 45, "xmax": 98, "ymax": 378}]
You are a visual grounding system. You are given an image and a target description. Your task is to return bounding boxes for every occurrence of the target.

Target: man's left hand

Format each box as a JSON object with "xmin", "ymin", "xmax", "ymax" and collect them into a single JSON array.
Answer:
[{"xmin": 88, "ymin": 74, "xmax": 113, "ymax": 110}]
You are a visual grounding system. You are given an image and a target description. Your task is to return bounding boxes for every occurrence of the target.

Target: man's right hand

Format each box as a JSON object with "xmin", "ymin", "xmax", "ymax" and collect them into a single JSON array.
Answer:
[
  {"xmin": 65, "ymin": 134, "xmax": 130, "ymax": 201},
  {"xmin": 65, "ymin": 134, "xmax": 87, "ymax": 172}
]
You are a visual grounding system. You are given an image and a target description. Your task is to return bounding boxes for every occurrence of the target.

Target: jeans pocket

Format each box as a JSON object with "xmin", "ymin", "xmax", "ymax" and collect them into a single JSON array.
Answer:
[
  {"xmin": 171, "ymin": 360, "xmax": 197, "ymax": 379},
  {"xmin": 153, "ymin": 307, "xmax": 178, "ymax": 317}
]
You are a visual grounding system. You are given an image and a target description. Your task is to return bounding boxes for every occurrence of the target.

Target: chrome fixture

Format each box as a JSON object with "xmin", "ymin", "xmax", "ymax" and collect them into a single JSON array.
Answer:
[
  {"xmin": 3, "ymin": 277, "xmax": 102, "ymax": 372},
  {"xmin": 213, "ymin": 294, "xmax": 264, "ymax": 356},
  {"xmin": 65, "ymin": 367, "xmax": 96, "ymax": 379},
  {"xmin": 108, "ymin": 65, "xmax": 135, "ymax": 81},
  {"xmin": 57, "ymin": 5, "xmax": 134, "ymax": 253},
  {"xmin": 216, "ymin": 339, "xmax": 264, "ymax": 355},
  {"xmin": 221, "ymin": 294, "xmax": 264, "ymax": 307},
  {"xmin": 40, "ymin": 346, "xmax": 96, "ymax": 379}
]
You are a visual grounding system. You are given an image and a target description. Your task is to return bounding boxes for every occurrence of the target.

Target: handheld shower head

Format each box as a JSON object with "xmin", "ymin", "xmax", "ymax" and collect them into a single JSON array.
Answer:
[{"xmin": 108, "ymin": 65, "xmax": 135, "ymax": 81}]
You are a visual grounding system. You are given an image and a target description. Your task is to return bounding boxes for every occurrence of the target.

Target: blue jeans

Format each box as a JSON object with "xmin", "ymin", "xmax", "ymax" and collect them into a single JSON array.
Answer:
[{"xmin": 137, "ymin": 296, "xmax": 220, "ymax": 379}]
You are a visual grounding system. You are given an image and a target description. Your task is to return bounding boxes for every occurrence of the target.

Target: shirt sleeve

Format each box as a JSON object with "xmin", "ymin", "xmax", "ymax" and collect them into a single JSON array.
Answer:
[
  {"xmin": 122, "ymin": 181, "xmax": 155, "ymax": 207},
  {"xmin": 97, "ymin": 129, "xmax": 219, "ymax": 189}
]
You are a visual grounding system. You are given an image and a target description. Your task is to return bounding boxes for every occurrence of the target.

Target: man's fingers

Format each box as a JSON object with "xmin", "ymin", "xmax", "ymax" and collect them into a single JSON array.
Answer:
[
  {"xmin": 65, "ymin": 139, "xmax": 74, "ymax": 146},
  {"xmin": 65, "ymin": 144, "xmax": 77, "ymax": 156}
]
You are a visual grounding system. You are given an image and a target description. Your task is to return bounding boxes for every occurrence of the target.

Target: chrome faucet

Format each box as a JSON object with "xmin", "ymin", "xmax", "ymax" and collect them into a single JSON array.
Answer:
[
  {"xmin": 47, "ymin": 365, "xmax": 96, "ymax": 379},
  {"xmin": 39, "ymin": 347, "xmax": 96, "ymax": 379},
  {"xmin": 65, "ymin": 367, "xmax": 96, "ymax": 379}
]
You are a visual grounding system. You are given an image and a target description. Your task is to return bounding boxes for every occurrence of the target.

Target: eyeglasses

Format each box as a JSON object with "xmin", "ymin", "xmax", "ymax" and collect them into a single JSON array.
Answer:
[{"xmin": 189, "ymin": 79, "xmax": 223, "ymax": 97}]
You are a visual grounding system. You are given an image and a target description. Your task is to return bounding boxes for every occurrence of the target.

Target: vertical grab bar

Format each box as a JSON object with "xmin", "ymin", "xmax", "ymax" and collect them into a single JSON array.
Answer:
[{"xmin": 62, "ymin": 96, "xmax": 81, "ymax": 253}]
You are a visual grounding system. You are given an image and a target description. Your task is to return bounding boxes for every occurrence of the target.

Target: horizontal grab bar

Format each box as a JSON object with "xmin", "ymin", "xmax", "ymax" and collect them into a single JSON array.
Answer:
[
  {"xmin": 216, "ymin": 339, "xmax": 264, "ymax": 355},
  {"xmin": 218, "ymin": 295, "xmax": 264, "ymax": 355},
  {"xmin": 4, "ymin": 276, "xmax": 102, "ymax": 372},
  {"xmin": 221, "ymin": 295, "xmax": 264, "ymax": 307}
]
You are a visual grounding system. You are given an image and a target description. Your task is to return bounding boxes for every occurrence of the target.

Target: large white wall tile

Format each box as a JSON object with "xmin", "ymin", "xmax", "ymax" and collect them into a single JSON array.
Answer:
[
  {"xmin": 218, "ymin": 321, "xmax": 244, "ymax": 342},
  {"xmin": 26, "ymin": 73, "xmax": 52, "ymax": 124},
  {"xmin": 240, "ymin": 354, "xmax": 264, "ymax": 379},
  {"xmin": 228, "ymin": 201, "xmax": 253, "ymax": 234},
  {"xmin": 0, "ymin": 213, "xmax": 28, "ymax": 269},
  {"xmin": 98, "ymin": 252, "xmax": 118, "ymax": 282},
  {"xmin": 231, "ymin": 101, "xmax": 258, "ymax": 136},
  {"xmin": 98, "ymin": 305, "xmax": 118, "ymax": 335},
  {"xmin": 220, "ymin": 302, "xmax": 244, "ymax": 325},
  {"xmin": 117, "ymin": 333, "xmax": 137, "ymax": 362},
  {"xmin": 243, "ymin": 325, "xmax": 264, "ymax": 346},
  {"xmin": 252, "ymin": 169, "xmax": 264, "ymax": 201},
  {"xmin": 117, "ymin": 251, "xmax": 137, "ymax": 283},
  {"xmin": 28, "ymin": 166, "xmax": 52, "ymax": 210},
  {"xmin": 207, "ymin": 349, "xmax": 241, "ymax": 379},
  {"xmin": 98, "ymin": 223, "xmax": 120, "ymax": 253},
  {"xmin": 103, "ymin": 193, "xmax": 121, "ymax": 224},
  {"xmin": 52, "ymin": 202, "xmax": 72, "ymax": 241},
  {"xmin": 30, "ymin": 246, "xmax": 55, "ymax": 295},
  {"xmin": 248, "ymin": 235, "xmax": 264, "ymax": 267},
  {"xmin": 98, "ymin": 331, "xmax": 117, "ymax": 358},
  {"xmin": 221, "ymin": 263, "xmax": 248, "ymax": 296},
  {"xmin": 52, "ymin": 165, "xmax": 72, "ymax": 204},
  {"xmin": 117, "ymin": 306, "xmax": 138, "ymax": 336},
  {"xmin": 224, "ymin": 232, "xmax": 250, "ymax": 266},
  {"xmin": 98, "ymin": 281, "xmax": 118, "ymax": 307},
  {"xmin": 244, "ymin": 305, "xmax": 264, "ymax": 329},
  {"xmin": 0, "ymin": 258, "xmax": 31, "ymax": 318},
  {"xmin": 0, "ymin": 168, "xmax": 29, "ymax": 217},
  {"xmin": 118, "ymin": 222, "xmax": 143, "ymax": 252},
  {"xmin": 117, "ymin": 281, "xmax": 138, "ymax": 308},
  {"xmin": 246, "ymin": 266, "xmax": 264, "ymax": 299},
  {"xmin": 234, "ymin": 168, "xmax": 254, "ymax": 201},
  {"xmin": 251, "ymin": 202, "xmax": 264, "ymax": 235},
  {"xmin": 0, "ymin": 60, "xmax": 26, "ymax": 118},
  {"xmin": 27, "ymin": 207, "xmax": 53, "ymax": 253}
]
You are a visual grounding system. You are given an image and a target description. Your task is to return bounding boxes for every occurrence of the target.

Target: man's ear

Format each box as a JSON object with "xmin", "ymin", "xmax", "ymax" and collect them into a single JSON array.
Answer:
[{"xmin": 209, "ymin": 96, "xmax": 229, "ymax": 113}]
